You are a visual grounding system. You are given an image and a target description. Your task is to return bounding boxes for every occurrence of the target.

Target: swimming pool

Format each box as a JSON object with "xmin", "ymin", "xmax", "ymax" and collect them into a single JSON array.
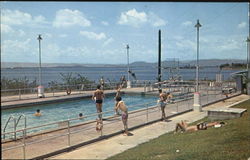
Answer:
[{"xmin": 1, "ymin": 94, "xmax": 158, "ymax": 137}]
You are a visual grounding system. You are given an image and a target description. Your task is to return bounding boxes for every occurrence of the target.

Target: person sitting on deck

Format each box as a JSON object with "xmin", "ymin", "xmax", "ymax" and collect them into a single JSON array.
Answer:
[
  {"xmin": 34, "ymin": 109, "xmax": 42, "ymax": 117},
  {"xmin": 174, "ymin": 120, "xmax": 226, "ymax": 133}
]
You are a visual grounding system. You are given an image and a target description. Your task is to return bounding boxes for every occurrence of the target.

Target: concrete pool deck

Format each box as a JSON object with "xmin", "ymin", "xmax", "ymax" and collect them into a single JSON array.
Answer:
[{"xmin": 49, "ymin": 94, "xmax": 249, "ymax": 160}]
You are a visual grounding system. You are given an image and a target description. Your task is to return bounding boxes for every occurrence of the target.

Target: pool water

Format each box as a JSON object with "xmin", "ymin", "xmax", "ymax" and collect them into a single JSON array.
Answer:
[{"xmin": 1, "ymin": 94, "xmax": 158, "ymax": 136}]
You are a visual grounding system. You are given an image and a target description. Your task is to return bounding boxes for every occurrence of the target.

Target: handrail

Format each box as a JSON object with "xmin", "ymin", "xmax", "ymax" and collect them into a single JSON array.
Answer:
[
  {"xmin": 3, "ymin": 115, "xmax": 16, "ymax": 140},
  {"xmin": 16, "ymin": 114, "xmax": 27, "ymax": 137}
]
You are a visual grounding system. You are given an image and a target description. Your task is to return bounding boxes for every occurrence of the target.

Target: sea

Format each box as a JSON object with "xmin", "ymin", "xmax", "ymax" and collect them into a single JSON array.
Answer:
[{"xmin": 1, "ymin": 66, "xmax": 241, "ymax": 87}]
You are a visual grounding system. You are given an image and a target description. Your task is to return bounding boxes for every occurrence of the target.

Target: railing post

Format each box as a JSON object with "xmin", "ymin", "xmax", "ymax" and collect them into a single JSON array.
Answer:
[
  {"xmin": 101, "ymin": 119, "xmax": 103, "ymax": 137},
  {"xmin": 13, "ymin": 117, "xmax": 17, "ymax": 140},
  {"xmin": 207, "ymin": 90, "xmax": 209, "ymax": 104},
  {"xmin": 19, "ymin": 89, "xmax": 21, "ymax": 100},
  {"xmin": 22, "ymin": 129, "xmax": 26, "ymax": 160},
  {"xmin": 176, "ymin": 101, "xmax": 179, "ymax": 113},
  {"xmin": 67, "ymin": 120, "xmax": 71, "ymax": 146}
]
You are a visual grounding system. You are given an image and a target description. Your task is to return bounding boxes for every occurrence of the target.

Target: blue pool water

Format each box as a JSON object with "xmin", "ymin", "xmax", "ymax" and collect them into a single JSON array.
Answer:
[{"xmin": 1, "ymin": 94, "xmax": 158, "ymax": 136}]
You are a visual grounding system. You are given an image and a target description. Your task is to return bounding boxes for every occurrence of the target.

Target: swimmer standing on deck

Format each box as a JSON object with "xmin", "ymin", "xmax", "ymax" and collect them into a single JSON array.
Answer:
[
  {"xmin": 115, "ymin": 96, "xmax": 129, "ymax": 136},
  {"xmin": 92, "ymin": 85, "xmax": 105, "ymax": 120}
]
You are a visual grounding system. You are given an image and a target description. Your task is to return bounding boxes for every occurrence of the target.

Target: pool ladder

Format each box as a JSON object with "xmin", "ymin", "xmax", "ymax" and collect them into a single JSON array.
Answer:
[{"xmin": 2, "ymin": 114, "xmax": 27, "ymax": 140}]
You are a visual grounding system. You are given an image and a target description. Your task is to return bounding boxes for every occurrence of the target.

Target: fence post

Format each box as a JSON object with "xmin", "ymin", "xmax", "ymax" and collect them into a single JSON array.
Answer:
[
  {"xmin": 14, "ymin": 118, "xmax": 17, "ymax": 140},
  {"xmin": 67, "ymin": 120, "xmax": 71, "ymax": 146},
  {"xmin": 101, "ymin": 119, "xmax": 103, "ymax": 137},
  {"xmin": 176, "ymin": 101, "xmax": 178, "ymax": 113},
  {"xmin": 53, "ymin": 88, "xmax": 55, "ymax": 97},
  {"xmin": 207, "ymin": 90, "xmax": 209, "ymax": 104},
  {"xmin": 22, "ymin": 129, "xmax": 26, "ymax": 160}
]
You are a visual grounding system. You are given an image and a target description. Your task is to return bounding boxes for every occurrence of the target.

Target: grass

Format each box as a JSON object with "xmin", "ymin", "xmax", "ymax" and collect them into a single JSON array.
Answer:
[{"xmin": 108, "ymin": 99, "xmax": 250, "ymax": 160}]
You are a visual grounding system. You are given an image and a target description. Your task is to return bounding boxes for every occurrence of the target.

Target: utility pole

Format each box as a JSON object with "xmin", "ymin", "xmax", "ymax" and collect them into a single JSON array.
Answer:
[
  {"xmin": 37, "ymin": 34, "xmax": 44, "ymax": 98},
  {"xmin": 158, "ymin": 30, "xmax": 162, "ymax": 91},
  {"xmin": 193, "ymin": 19, "xmax": 202, "ymax": 111},
  {"xmin": 126, "ymin": 44, "xmax": 131, "ymax": 88}
]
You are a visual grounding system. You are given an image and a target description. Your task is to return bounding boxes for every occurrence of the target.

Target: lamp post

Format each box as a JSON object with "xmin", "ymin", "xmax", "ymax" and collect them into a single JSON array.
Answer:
[
  {"xmin": 193, "ymin": 19, "xmax": 202, "ymax": 111},
  {"xmin": 126, "ymin": 44, "xmax": 131, "ymax": 88},
  {"xmin": 37, "ymin": 34, "xmax": 44, "ymax": 98}
]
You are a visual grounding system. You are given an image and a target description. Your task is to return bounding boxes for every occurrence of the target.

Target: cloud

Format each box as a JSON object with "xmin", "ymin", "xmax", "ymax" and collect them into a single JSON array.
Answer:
[
  {"xmin": 182, "ymin": 21, "xmax": 192, "ymax": 26},
  {"xmin": 101, "ymin": 21, "xmax": 109, "ymax": 26},
  {"xmin": 238, "ymin": 22, "xmax": 246, "ymax": 29},
  {"xmin": 103, "ymin": 38, "xmax": 114, "ymax": 46},
  {"xmin": 118, "ymin": 9, "xmax": 147, "ymax": 27},
  {"xmin": 118, "ymin": 9, "xmax": 166, "ymax": 27},
  {"xmin": 53, "ymin": 9, "xmax": 91, "ymax": 28},
  {"xmin": 1, "ymin": 9, "xmax": 47, "ymax": 26},
  {"xmin": 175, "ymin": 39, "xmax": 196, "ymax": 51},
  {"xmin": 217, "ymin": 39, "xmax": 241, "ymax": 51},
  {"xmin": 1, "ymin": 39, "xmax": 33, "ymax": 60},
  {"xmin": 148, "ymin": 12, "xmax": 166, "ymax": 27},
  {"xmin": 80, "ymin": 31, "xmax": 106, "ymax": 40},
  {"xmin": 1, "ymin": 24, "xmax": 14, "ymax": 33}
]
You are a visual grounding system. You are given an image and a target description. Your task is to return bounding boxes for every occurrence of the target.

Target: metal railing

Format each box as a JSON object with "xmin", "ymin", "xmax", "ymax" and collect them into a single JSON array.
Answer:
[
  {"xmin": 1, "ymin": 89, "xmax": 239, "ymax": 159},
  {"xmin": 1, "ymin": 81, "xmax": 158, "ymax": 102},
  {"xmin": 2, "ymin": 114, "xmax": 26, "ymax": 140}
]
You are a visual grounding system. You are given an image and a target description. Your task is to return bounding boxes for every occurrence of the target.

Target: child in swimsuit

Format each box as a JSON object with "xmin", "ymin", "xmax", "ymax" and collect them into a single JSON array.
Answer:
[
  {"xmin": 96, "ymin": 119, "xmax": 103, "ymax": 132},
  {"xmin": 115, "ymin": 96, "xmax": 129, "ymax": 136}
]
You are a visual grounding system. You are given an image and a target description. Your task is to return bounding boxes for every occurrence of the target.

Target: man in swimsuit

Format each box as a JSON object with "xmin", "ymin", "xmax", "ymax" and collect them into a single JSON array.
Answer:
[
  {"xmin": 115, "ymin": 96, "xmax": 129, "ymax": 136},
  {"xmin": 92, "ymin": 85, "xmax": 105, "ymax": 120},
  {"xmin": 175, "ymin": 120, "xmax": 225, "ymax": 133},
  {"xmin": 158, "ymin": 89, "xmax": 167, "ymax": 121},
  {"xmin": 34, "ymin": 109, "xmax": 42, "ymax": 117}
]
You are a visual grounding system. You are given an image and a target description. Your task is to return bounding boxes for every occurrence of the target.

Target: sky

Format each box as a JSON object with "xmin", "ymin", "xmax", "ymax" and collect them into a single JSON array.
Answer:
[{"xmin": 1, "ymin": 1, "xmax": 249, "ymax": 64}]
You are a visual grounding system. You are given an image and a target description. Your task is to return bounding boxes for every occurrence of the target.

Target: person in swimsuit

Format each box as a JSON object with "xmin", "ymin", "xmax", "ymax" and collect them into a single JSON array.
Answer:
[
  {"xmin": 79, "ymin": 113, "xmax": 84, "ymax": 120},
  {"xmin": 158, "ymin": 89, "xmax": 167, "ymax": 121},
  {"xmin": 166, "ymin": 92, "xmax": 173, "ymax": 103},
  {"xmin": 114, "ymin": 84, "xmax": 123, "ymax": 115},
  {"xmin": 96, "ymin": 118, "xmax": 103, "ymax": 132},
  {"xmin": 92, "ymin": 85, "xmax": 105, "ymax": 120},
  {"xmin": 115, "ymin": 96, "xmax": 129, "ymax": 136},
  {"xmin": 34, "ymin": 109, "xmax": 42, "ymax": 117},
  {"xmin": 175, "ymin": 120, "xmax": 226, "ymax": 133},
  {"xmin": 100, "ymin": 77, "xmax": 105, "ymax": 90}
]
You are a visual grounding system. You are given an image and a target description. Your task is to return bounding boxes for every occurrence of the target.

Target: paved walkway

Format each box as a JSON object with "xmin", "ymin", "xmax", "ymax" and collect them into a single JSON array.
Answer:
[{"xmin": 49, "ymin": 94, "xmax": 249, "ymax": 160}]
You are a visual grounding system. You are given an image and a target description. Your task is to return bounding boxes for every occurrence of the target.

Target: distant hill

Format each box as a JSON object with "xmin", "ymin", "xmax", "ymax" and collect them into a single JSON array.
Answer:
[{"xmin": 1, "ymin": 59, "xmax": 246, "ymax": 68}]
